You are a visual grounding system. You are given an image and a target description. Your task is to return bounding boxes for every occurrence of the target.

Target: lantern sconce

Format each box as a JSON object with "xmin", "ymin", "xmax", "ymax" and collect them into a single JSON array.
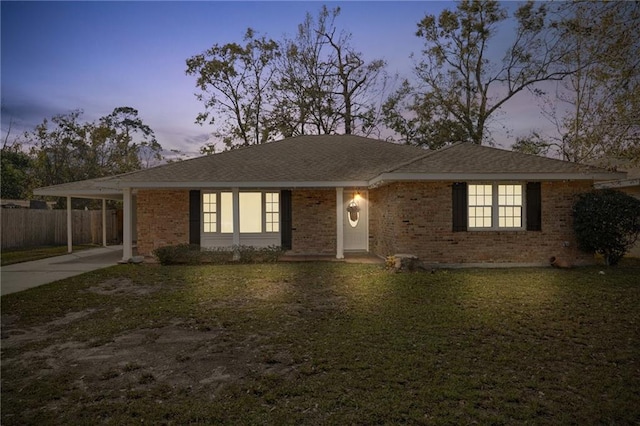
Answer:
[{"xmin": 347, "ymin": 191, "xmax": 361, "ymax": 227}]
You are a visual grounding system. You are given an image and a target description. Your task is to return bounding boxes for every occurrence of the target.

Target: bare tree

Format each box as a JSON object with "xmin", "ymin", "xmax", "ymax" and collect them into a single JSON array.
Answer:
[{"xmin": 384, "ymin": 0, "xmax": 576, "ymax": 148}]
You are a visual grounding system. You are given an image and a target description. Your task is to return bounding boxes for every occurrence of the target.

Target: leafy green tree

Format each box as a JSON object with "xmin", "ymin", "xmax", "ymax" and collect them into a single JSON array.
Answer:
[
  {"xmin": 537, "ymin": 1, "xmax": 639, "ymax": 163},
  {"xmin": 30, "ymin": 110, "xmax": 93, "ymax": 187},
  {"xmin": 385, "ymin": 0, "xmax": 574, "ymax": 148},
  {"xmin": 382, "ymin": 80, "xmax": 467, "ymax": 148},
  {"xmin": 186, "ymin": 29, "xmax": 280, "ymax": 148},
  {"xmin": 28, "ymin": 107, "xmax": 161, "ymax": 190},
  {"xmin": 1, "ymin": 117, "xmax": 34, "ymax": 199},
  {"xmin": 573, "ymin": 190, "xmax": 640, "ymax": 266},
  {"xmin": 95, "ymin": 106, "xmax": 162, "ymax": 172},
  {"xmin": 1, "ymin": 142, "xmax": 33, "ymax": 199}
]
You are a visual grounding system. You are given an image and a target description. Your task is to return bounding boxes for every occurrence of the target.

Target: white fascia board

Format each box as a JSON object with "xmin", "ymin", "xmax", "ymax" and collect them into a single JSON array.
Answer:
[
  {"xmin": 33, "ymin": 188, "xmax": 123, "ymax": 200},
  {"xmin": 368, "ymin": 172, "xmax": 625, "ymax": 187},
  {"xmin": 112, "ymin": 180, "xmax": 369, "ymax": 189},
  {"xmin": 594, "ymin": 178, "xmax": 640, "ymax": 189}
]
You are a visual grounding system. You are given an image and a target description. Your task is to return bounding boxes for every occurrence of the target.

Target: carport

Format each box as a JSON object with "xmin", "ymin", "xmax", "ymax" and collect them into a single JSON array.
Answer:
[{"xmin": 33, "ymin": 177, "xmax": 135, "ymax": 263}]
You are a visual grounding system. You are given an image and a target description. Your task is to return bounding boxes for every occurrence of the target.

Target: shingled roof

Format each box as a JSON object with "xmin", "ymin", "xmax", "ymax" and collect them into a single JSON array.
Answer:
[
  {"xmin": 35, "ymin": 136, "xmax": 625, "ymax": 197},
  {"xmin": 111, "ymin": 135, "xmax": 426, "ymax": 186},
  {"xmin": 389, "ymin": 143, "xmax": 611, "ymax": 174}
]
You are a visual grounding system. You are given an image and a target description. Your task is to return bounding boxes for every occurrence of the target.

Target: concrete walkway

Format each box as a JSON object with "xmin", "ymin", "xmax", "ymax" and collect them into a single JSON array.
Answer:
[{"xmin": 1, "ymin": 245, "xmax": 123, "ymax": 296}]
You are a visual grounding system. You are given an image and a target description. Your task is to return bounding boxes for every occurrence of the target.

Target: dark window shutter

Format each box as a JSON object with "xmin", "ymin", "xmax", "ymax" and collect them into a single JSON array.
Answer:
[
  {"xmin": 452, "ymin": 182, "xmax": 468, "ymax": 232},
  {"xmin": 281, "ymin": 190, "xmax": 292, "ymax": 250},
  {"xmin": 526, "ymin": 182, "xmax": 542, "ymax": 231},
  {"xmin": 189, "ymin": 190, "xmax": 201, "ymax": 245}
]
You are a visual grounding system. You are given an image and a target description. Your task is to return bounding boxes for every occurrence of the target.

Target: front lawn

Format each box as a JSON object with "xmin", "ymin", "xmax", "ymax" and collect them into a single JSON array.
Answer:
[
  {"xmin": 1, "ymin": 244, "xmax": 99, "ymax": 266},
  {"xmin": 1, "ymin": 263, "xmax": 639, "ymax": 425}
]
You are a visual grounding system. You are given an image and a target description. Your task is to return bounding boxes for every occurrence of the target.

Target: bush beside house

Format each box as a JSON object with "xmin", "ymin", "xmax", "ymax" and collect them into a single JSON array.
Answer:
[{"xmin": 573, "ymin": 189, "xmax": 640, "ymax": 265}]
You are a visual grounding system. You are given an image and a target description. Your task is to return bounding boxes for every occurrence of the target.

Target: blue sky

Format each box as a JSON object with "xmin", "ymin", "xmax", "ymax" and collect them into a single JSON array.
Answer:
[{"xmin": 1, "ymin": 1, "xmax": 542, "ymax": 156}]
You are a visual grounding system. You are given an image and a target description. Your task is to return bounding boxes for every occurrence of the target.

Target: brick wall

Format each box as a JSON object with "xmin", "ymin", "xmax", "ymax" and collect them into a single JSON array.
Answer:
[
  {"xmin": 291, "ymin": 189, "xmax": 336, "ymax": 255},
  {"xmin": 370, "ymin": 181, "xmax": 594, "ymax": 265},
  {"xmin": 137, "ymin": 189, "xmax": 189, "ymax": 256}
]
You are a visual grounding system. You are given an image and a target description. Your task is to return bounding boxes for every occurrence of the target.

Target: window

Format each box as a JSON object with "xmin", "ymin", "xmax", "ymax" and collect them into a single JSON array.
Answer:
[
  {"xmin": 265, "ymin": 192, "xmax": 279, "ymax": 232},
  {"xmin": 468, "ymin": 184, "xmax": 493, "ymax": 228},
  {"xmin": 202, "ymin": 191, "xmax": 280, "ymax": 234},
  {"xmin": 202, "ymin": 193, "xmax": 217, "ymax": 233},
  {"xmin": 220, "ymin": 192, "xmax": 234, "ymax": 233},
  {"xmin": 239, "ymin": 192, "xmax": 262, "ymax": 233},
  {"xmin": 498, "ymin": 184, "xmax": 522, "ymax": 228},
  {"xmin": 468, "ymin": 184, "xmax": 524, "ymax": 230}
]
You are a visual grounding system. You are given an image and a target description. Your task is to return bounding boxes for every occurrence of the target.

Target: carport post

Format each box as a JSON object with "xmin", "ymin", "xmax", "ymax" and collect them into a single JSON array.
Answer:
[
  {"xmin": 122, "ymin": 188, "xmax": 133, "ymax": 262},
  {"xmin": 102, "ymin": 198, "xmax": 107, "ymax": 247},
  {"xmin": 67, "ymin": 196, "xmax": 73, "ymax": 253}
]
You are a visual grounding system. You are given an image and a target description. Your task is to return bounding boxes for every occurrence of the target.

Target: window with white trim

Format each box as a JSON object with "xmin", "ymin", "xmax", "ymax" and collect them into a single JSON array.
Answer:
[
  {"xmin": 468, "ymin": 184, "xmax": 493, "ymax": 228},
  {"xmin": 203, "ymin": 193, "xmax": 217, "ymax": 233},
  {"xmin": 265, "ymin": 192, "xmax": 279, "ymax": 232},
  {"xmin": 239, "ymin": 192, "xmax": 262, "ymax": 233},
  {"xmin": 468, "ymin": 183, "xmax": 524, "ymax": 230},
  {"xmin": 498, "ymin": 184, "xmax": 523, "ymax": 228},
  {"xmin": 220, "ymin": 192, "xmax": 234, "ymax": 233},
  {"xmin": 202, "ymin": 191, "xmax": 280, "ymax": 234}
]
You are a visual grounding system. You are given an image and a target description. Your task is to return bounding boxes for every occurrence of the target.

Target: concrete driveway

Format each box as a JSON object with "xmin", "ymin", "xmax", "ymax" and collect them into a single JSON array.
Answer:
[{"xmin": 1, "ymin": 245, "xmax": 123, "ymax": 296}]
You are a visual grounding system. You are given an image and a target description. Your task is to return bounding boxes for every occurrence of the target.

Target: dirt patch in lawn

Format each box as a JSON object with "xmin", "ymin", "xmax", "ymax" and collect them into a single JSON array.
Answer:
[
  {"xmin": 12, "ymin": 323, "xmax": 291, "ymax": 392},
  {"xmin": 1, "ymin": 276, "xmax": 299, "ymax": 412},
  {"xmin": 86, "ymin": 278, "xmax": 159, "ymax": 296}
]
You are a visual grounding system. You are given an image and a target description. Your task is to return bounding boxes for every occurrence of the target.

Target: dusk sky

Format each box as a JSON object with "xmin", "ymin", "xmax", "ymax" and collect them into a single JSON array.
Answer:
[{"xmin": 2, "ymin": 1, "xmax": 544, "ymax": 157}]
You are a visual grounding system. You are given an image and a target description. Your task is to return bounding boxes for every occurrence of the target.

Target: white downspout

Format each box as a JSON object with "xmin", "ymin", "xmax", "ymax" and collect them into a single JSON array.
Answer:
[{"xmin": 336, "ymin": 188, "xmax": 344, "ymax": 259}]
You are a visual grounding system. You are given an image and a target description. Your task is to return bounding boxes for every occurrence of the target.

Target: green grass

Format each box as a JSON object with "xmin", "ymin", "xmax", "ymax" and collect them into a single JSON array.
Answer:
[
  {"xmin": 1, "ymin": 262, "xmax": 639, "ymax": 425},
  {"xmin": 0, "ymin": 244, "xmax": 99, "ymax": 266}
]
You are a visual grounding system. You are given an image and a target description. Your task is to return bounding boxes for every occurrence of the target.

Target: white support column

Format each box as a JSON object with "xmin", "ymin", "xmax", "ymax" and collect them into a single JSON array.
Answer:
[
  {"xmin": 67, "ymin": 196, "xmax": 73, "ymax": 253},
  {"xmin": 122, "ymin": 188, "xmax": 133, "ymax": 262},
  {"xmin": 102, "ymin": 198, "xmax": 107, "ymax": 247},
  {"xmin": 336, "ymin": 187, "xmax": 344, "ymax": 259},
  {"xmin": 232, "ymin": 188, "xmax": 240, "ymax": 260}
]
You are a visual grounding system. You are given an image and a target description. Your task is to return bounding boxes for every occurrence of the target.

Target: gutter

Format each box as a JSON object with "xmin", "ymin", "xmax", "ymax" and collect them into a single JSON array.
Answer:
[
  {"xmin": 368, "ymin": 172, "xmax": 627, "ymax": 188},
  {"xmin": 594, "ymin": 178, "xmax": 640, "ymax": 190}
]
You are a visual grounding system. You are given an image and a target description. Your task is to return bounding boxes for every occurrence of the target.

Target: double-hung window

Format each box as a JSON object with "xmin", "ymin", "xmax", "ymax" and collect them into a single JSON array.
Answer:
[
  {"xmin": 202, "ymin": 191, "xmax": 280, "ymax": 234},
  {"xmin": 497, "ymin": 184, "xmax": 522, "ymax": 228},
  {"xmin": 468, "ymin": 183, "xmax": 524, "ymax": 230}
]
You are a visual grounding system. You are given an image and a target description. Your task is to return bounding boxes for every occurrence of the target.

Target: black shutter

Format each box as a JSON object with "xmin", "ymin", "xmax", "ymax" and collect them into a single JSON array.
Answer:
[
  {"xmin": 452, "ymin": 182, "xmax": 468, "ymax": 232},
  {"xmin": 189, "ymin": 190, "xmax": 201, "ymax": 245},
  {"xmin": 526, "ymin": 182, "xmax": 542, "ymax": 231},
  {"xmin": 281, "ymin": 190, "xmax": 292, "ymax": 250}
]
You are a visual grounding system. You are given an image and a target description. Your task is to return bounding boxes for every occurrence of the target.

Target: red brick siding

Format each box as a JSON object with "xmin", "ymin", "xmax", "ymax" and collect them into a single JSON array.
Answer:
[
  {"xmin": 137, "ymin": 190, "xmax": 189, "ymax": 256},
  {"xmin": 369, "ymin": 181, "xmax": 594, "ymax": 265},
  {"xmin": 291, "ymin": 189, "xmax": 336, "ymax": 254}
]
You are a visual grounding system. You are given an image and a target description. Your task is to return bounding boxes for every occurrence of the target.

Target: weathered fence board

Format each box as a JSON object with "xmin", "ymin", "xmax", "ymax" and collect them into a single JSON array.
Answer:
[{"xmin": 1, "ymin": 209, "xmax": 120, "ymax": 249}]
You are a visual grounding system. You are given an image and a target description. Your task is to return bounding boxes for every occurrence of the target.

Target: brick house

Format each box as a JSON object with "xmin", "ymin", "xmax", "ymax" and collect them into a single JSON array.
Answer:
[{"xmin": 35, "ymin": 135, "xmax": 625, "ymax": 266}]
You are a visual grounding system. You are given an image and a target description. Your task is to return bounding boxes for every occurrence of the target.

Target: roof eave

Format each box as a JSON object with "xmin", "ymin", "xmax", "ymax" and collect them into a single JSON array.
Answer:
[
  {"xmin": 368, "ymin": 172, "xmax": 626, "ymax": 187},
  {"xmin": 594, "ymin": 178, "xmax": 640, "ymax": 189},
  {"xmin": 110, "ymin": 180, "xmax": 370, "ymax": 189}
]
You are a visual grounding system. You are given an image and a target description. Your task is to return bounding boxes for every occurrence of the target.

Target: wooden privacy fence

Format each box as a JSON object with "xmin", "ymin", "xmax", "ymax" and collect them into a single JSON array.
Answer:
[{"xmin": 1, "ymin": 209, "xmax": 120, "ymax": 250}]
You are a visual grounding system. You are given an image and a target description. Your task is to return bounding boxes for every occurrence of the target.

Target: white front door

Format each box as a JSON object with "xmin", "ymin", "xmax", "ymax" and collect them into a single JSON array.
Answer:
[{"xmin": 343, "ymin": 190, "xmax": 368, "ymax": 251}]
